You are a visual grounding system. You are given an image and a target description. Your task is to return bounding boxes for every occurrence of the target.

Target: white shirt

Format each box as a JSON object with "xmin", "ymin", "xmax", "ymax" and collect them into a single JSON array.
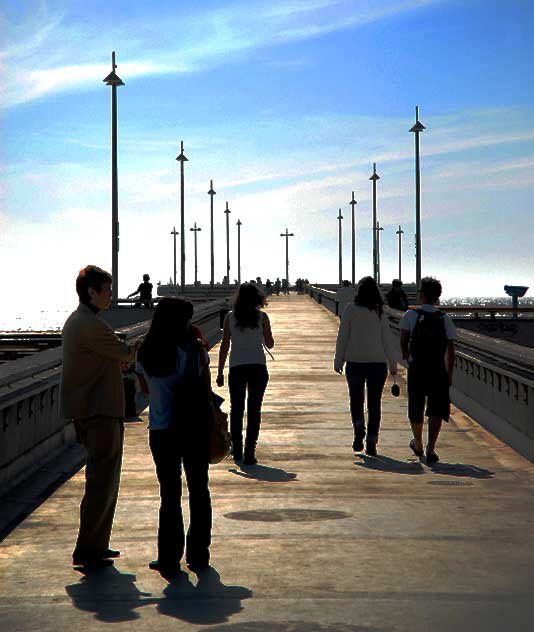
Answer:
[
  {"xmin": 399, "ymin": 304, "xmax": 457, "ymax": 338},
  {"xmin": 227, "ymin": 311, "xmax": 266, "ymax": 368},
  {"xmin": 334, "ymin": 304, "xmax": 396, "ymax": 371}
]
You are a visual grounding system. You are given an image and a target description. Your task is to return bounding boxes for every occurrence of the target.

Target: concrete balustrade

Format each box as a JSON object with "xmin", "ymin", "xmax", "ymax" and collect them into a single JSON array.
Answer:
[
  {"xmin": 306, "ymin": 284, "xmax": 534, "ymax": 462},
  {"xmin": 0, "ymin": 299, "xmax": 228, "ymax": 496}
]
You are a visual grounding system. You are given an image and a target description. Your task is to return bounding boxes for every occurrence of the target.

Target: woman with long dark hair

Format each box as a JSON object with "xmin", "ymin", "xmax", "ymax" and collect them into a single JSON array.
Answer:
[
  {"xmin": 136, "ymin": 297, "xmax": 212, "ymax": 575},
  {"xmin": 216, "ymin": 283, "xmax": 274, "ymax": 465},
  {"xmin": 334, "ymin": 277, "xmax": 397, "ymax": 456}
]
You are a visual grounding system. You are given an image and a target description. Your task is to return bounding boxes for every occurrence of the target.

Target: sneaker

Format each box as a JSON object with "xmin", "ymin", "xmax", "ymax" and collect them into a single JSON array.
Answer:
[
  {"xmin": 352, "ymin": 427, "xmax": 366, "ymax": 452},
  {"xmin": 426, "ymin": 451, "xmax": 440, "ymax": 464},
  {"xmin": 243, "ymin": 452, "xmax": 257, "ymax": 465},
  {"xmin": 365, "ymin": 442, "xmax": 377, "ymax": 456},
  {"xmin": 148, "ymin": 559, "xmax": 180, "ymax": 575}
]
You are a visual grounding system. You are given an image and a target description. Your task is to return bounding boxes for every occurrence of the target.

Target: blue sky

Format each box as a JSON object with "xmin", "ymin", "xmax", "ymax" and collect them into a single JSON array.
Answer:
[{"xmin": 1, "ymin": 0, "xmax": 534, "ymax": 316}]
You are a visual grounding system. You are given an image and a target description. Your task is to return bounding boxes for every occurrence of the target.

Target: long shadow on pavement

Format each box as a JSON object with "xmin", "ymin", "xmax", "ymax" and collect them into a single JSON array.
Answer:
[
  {"xmin": 427, "ymin": 462, "xmax": 495, "ymax": 478},
  {"xmin": 228, "ymin": 464, "xmax": 298, "ymax": 482},
  {"xmin": 158, "ymin": 566, "xmax": 252, "ymax": 626},
  {"xmin": 65, "ymin": 565, "xmax": 158, "ymax": 622},
  {"xmin": 353, "ymin": 454, "xmax": 425, "ymax": 475}
]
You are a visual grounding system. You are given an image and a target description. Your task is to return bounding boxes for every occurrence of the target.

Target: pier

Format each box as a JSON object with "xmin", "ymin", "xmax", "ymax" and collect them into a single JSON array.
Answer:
[{"xmin": 1, "ymin": 294, "xmax": 533, "ymax": 631}]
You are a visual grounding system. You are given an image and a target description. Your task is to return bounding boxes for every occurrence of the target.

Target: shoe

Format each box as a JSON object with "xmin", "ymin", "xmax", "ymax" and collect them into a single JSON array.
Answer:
[
  {"xmin": 73, "ymin": 548, "xmax": 120, "ymax": 565},
  {"xmin": 365, "ymin": 442, "xmax": 377, "ymax": 456},
  {"xmin": 100, "ymin": 548, "xmax": 120, "ymax": 559},
  {"xmin": 426, "ymin": 450, "xmax": 440, "ymax": 464},
  {"xmin": 232, "ymin": 443, "xmax": 243, "ymax": 461},
  {"xmin": 243, "ymin": 452, "xmax": 257, "ymax": 465},
  {"xmin": 73, "ymin": 558, "xmax": 113, "ymax": 570},
  {"xmin": 409, "ymin": 439, "xmax": 424, "ymax": 458},
  {"xmin": 148, "ymin": 560, "xmax": 180, "ymax": 575},
  {"xmin": 352, "ymin": 427, "xmax": 366, "ymax": 452}
]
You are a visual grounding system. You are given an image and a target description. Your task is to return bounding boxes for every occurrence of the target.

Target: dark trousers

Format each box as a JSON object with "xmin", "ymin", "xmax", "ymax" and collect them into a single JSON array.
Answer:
[
  {"xmin": 149, "ymin": 429, "xmax": 212, "ymax": 566},
  {"xmin": 229, "ymin": 363, "xmax": 269, "ymax": 452},
  {"xmin": 345, "ymin": 362, "xmax": 388, "ymax": 443},
  {"xmin": 73, "ymin": 416, "xmax": 124, "ymax": 556}
]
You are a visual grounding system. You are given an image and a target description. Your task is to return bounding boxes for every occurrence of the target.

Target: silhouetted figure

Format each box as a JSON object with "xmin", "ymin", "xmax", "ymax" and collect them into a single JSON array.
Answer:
[
  {"xmin": 282, "ymin": 278, "xmax": 289, "ymax": 295},
  {"xmin": 335, "ymin": 280, "xmax": 356, "ymax": 317},
  {"xmin": 274, "ymin": 278, "xmax": 281, "ymax": 295},
  {"xmin": 61, "ymin": 265, "xmax": 138, "ymax": 570},
  {"xmin": 386, "ymin": 279, "xmax": 409, "ymax": 311},
  {"xmin": 217, "ymin": 284, "xmax": 275, "ymax": 465},
  {"xmin": 127, "ymin": 274, "xmax": 153, "ymax": 308},
  {"xmin": 334, "ymin": 277, "xmax": 397, "ymax": 456},
  {"xmin": 265, "ymin": 279, "xmax": 273, "ymax": 296},
  {"xmin": 137, "ymin": 298, "xmax": 213, "ymax": 574},
  {"xmin": 400, "ymin": 276, "xmax": 457, "ymax": 464}
]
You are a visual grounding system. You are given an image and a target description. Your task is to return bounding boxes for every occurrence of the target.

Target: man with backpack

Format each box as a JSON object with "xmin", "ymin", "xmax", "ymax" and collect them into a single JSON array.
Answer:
[{"xmin": 399, "ymin": 277, "xmax": 456, "ymax": 464}]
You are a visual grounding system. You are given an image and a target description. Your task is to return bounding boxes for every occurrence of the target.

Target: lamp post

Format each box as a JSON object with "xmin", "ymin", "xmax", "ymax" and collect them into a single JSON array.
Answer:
[
  {"xmin": 337, "ymin": 209, "xmax": 343, "ymax": 285},
  {"xmin": 396, "ymin": 225, "xmax": 404, "ymax": 281},
  {"xmin": 103, "ymin": 51, "xmax": 124, "ymax": 304},
  {"xmin": 207, "ymin": 180, "xmax": 216, "ymax": 289},
  {"xmin": 170, "ymin": 227, "xmax": 179, "ymax": 287},
  {"xmin": 376, "ymin": 221, "xmax": 384, "ymax": 286},
  {"xmin": 176, "ymin": 140, "xmax": 188, "ymax": 293},
  {"xmin": 349, "ymin": 191, "xmax": 357, "ymax": 286},
  {"xmin": 410, "ymin": 106, "xmax": 426, "ymax": 288},
  {"xmin": 280, "ymin": 228, "xmax": 294, "ymax": 285},
  {"xmin": 224, "ymin": 202, "xmax": 231, "ymax": 285},
  {"xmin": 236, "ymin": 219, "xmax": 242, "ymax": 284},
  {"xmin": 190, "ymin": 222, "xmax": 201, "ymax": 285},
  {"xmin": 369, "ymin": 163, "xmax": 380, "ymax": 282}
]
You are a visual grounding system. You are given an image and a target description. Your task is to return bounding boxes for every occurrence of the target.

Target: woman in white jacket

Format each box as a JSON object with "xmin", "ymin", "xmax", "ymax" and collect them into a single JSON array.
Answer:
[{"xmin": 334, "ymin": 276, "xmax": 397, "ymax": 455}]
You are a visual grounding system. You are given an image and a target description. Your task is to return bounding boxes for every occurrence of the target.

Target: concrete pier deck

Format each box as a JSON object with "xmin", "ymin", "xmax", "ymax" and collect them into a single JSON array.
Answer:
[{"xmin": 1, "ymin": 294, "xmax": 534, "ymax": 631}]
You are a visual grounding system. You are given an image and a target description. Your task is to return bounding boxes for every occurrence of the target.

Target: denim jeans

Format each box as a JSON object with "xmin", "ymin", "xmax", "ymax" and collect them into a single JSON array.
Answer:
[
  {"xmin": 229, "ymin": 363, "xmax": 269, "ymax": 452},
  {"xmin": 149, "ymin": 429, "xmax": 212, "ymax": 566},
  {"xmin": 345, "ymin": 362, "xmax": 388, "ymax": 443}
]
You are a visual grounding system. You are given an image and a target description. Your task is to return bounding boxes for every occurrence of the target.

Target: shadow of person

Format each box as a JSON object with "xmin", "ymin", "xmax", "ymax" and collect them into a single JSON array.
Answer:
[
  {"xmin": 427, "ymin": 461, "xmax": 495, "ymax": 478},
  {"xmin": 228, "ymin": 464, "xmax": 297, "ymax": 482},
  {"xmin": 353, "ymin": 454, "xmax": 425, "ymax": 475},
  {"xmin": 158, "ymin": 565, "xmax": 252, "ymax": 626},
  {"xmin": 65, "ymin": 565, "xmax": 157, "ymax": 622}
]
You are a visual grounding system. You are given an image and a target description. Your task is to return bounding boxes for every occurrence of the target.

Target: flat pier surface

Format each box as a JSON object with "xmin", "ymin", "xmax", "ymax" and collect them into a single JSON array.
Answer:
[{"xmin": 1, "ymin": 294, "xmax": 534, "ymax": 631}]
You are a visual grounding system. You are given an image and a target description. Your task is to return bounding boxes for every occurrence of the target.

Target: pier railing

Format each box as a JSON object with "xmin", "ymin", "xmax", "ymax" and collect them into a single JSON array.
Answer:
[
  {"xmin": 0, "ymin": 299, "xmax": 228, "ymax": 496},
  {"xmin": 306, "ymin": 285, "xmax": 534, "ymax": 462}
]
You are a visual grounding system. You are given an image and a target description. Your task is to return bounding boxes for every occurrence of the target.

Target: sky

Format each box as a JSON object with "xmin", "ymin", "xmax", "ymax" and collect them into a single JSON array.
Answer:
[{"xmin": 1, "ymin": 0, "xmax": 534, "ymax": 321}]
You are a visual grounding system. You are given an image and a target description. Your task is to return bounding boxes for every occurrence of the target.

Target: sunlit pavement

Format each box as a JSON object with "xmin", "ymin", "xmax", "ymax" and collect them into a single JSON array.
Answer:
[{"xmin": 1, "ymin": 294, "xmax": 534, "ymax": 632}]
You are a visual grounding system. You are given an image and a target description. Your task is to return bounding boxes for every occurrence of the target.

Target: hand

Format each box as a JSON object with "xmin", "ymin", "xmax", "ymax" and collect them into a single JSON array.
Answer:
[
  {"xmin": 216, "ymin": 374, "xmax": 224, "ymax": 387},
  {"xmin": 334, "ymin": 364, "xmax": 343, "ymax": 375}
]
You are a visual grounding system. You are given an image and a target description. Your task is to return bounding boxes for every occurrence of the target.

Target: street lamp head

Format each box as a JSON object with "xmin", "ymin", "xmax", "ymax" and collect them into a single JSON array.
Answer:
[
  {"xmin": 409, "ymin": 106, "xmax": 426, "ymax": 132},
  {"xmin": 224, "ymin": 202, "xmax": 230, "ymax": 213},
  {"xmin": 337, "ymin": 208, "xmax": 343, "ymax": 220},
  {"xmin": 237, "ymin": 219, "xmax": 242, "ymax": 226},
  {"xmin": 103, "ymin": 51, "xmax": 124, "ymax": 86},
  {"xmin": 369, "ymin": 162, "xmax": 380, "ymax": 181},
  {"xmin": 176, "ymin": 140, "xmax": 189, "ymax": 162},
  {"xmin": 208, "ymin": 179, "xmax": 216, "ymax": 196}
]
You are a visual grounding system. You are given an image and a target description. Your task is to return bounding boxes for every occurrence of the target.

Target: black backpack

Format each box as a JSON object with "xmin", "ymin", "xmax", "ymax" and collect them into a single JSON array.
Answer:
[{"xmin": 409, "ymin": 309, "xmax": 448, "ymax": 366}]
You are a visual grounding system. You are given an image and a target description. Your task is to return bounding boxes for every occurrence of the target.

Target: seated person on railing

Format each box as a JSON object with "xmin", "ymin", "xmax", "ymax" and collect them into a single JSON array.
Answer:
[
  {"xmin": 386, "ymin": 279, "xmax": 409, "ymax": 311},
  {"xmin": 127, "ymin": 274, "xmax": 153, "ymax": 308}
]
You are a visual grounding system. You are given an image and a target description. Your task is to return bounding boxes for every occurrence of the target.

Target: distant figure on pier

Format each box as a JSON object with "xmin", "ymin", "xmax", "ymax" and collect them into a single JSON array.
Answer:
[
  {"xmin": 386, "ymin": 279, "xmax": 409, "ymax": 311},
  {"xmin": 274, "ymin": 278, "xmax": 281, "ymax": 295},
  {"xmin": 256, "ymin": 277, "xmax": 263, "ymax": 290},
  {"xmin": 282, "ymin": 278, "xmax": 289, "ymax": 295},
  {"xmin": 334, "ymin": 276, "xmax": 397, "ymax": 456},
  {"xmin": 399, "ymin": 277, "xmax": 457, "ymax": 464},
  {"xmin": 265, "ymin": 279, "xmax": 273, "ymax": 296},
  {"xmin": 335, "ymin": 280, "xmax": 356, "ymax": 317},
  {"xmin": 216, "ymin": 283, "xmax": 275, "ymax": 465},
  {"xmin": 127, "ymin": 274, "xmax": 153, "ymax": 308},
  {"xmin": 137, "ymin": 297, "xmax": 213, "ymax": 574},
  {"xmin": 61, "ymin": 265, "xmax": 139, "ymax": 570}
]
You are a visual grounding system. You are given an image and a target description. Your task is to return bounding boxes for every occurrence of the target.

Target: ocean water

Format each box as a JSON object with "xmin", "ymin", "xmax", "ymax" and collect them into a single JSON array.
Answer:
[{"xmin": 1, "ymin": 296, "xmax": 533, "ymax": 332}]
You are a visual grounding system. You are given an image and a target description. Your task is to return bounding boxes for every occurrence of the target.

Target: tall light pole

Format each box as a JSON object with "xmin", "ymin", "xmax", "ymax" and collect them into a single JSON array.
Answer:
[
  {"xmin": 337, "ymin": 209, "xmax": 343, "ymax": 285},
  {"xmin": 280, "ymin": 228, "xmax": 294, "ymax": 285},
  {"xmin": 236, "ymin": 219, "xmax": 242, "ymax": 284},
  {"xmin": 376, "ymin": 222, "xmax": 384, "ymax": 286},
  {"xmin": 369, "ymin": 163, "xmax": 380, "ymax": 282},
  {"xmin": 349, "ymin": 191, "xmax": 357, "ymax": 286},
  {"xmin": 410, "ymin": 105, "xmax": 426, "ymax": 288},
  {"xmin": 190, "ymin": 222, "xmax": 201, "ymax": 285},
  {"xmin": 103, "ymin": 51, "xmax": 124, "ymax": 304},
  {"xmin": 224, "ymin": 202, "xmax": 231, "ymax": 285},
  {"xmin": 170, "ymin": 227, "xmax": 179, "ymax": 287},
  {"xmin": 396, "ymin": 225, "xmax": 404, "ymax": 281},
  {"xmin": 207, "ymin": 180, "xmax": 216, "ymax": 289},
  {"xmin": 176, "ymin": 140, "xmax": 188, "ymax": 293}
]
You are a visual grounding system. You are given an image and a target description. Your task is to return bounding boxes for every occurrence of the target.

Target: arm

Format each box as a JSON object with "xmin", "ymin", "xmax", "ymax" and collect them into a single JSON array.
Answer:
[
  {"xmin": 381, "ymin": 315, "xmax": 397, "ymax": 374},
  {"xmin": 262, "ymin": 312, "xmax": 274, "ymax": 349},
  {"xmin": 446, "ymin": 340, "xmax": 455, "ymax": 386},
  {"xmin": 333, "ymin": 310, "xmax": 350, "ymax": 373},
  {"xmin": 201, "ymin": 351, "xmax": 213, "ymax": 398},
  {"xmin": 216, "ymin": 315, "xmax": 231, "ymax": 387},
  {"xmin": 84, "ymin": 320, "xmax": 137, "ymax": 362},
  {"xmin": 400, "ymin": 329, "xmax": 411, "ymax": 362}
]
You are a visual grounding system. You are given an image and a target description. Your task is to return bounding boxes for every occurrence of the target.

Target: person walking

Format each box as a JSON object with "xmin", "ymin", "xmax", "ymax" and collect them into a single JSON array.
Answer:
[
  {"xmin": 61, "ymin": 265, "xmax": 139, "ymax": 570},
  {"xmin": 274, "ymin": 278, "xmax": 281, "ymax": 296},
  {"xmin": 136, "ymin": 298, "xmax": 213, "ymax": 575},
  {"xmin": 386, "ymin": 279, "xmax": 409, "ymax": 311},
  {"xmin": 334, "ymin": 276, "xmax": 397, "ymax": 456},
  {"xmin": 216, "ymin": 283, "xmax": 274, "ymax": 465},
  {"xmin": 399, "ymin": 277, "xmax": 456, "ymax": 464}
]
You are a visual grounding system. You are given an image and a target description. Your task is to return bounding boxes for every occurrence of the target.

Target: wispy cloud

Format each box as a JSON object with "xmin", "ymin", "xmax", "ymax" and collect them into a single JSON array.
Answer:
[{"xmin": 1, "ymin": 0, "xmax": 442, "ymax": 108}]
